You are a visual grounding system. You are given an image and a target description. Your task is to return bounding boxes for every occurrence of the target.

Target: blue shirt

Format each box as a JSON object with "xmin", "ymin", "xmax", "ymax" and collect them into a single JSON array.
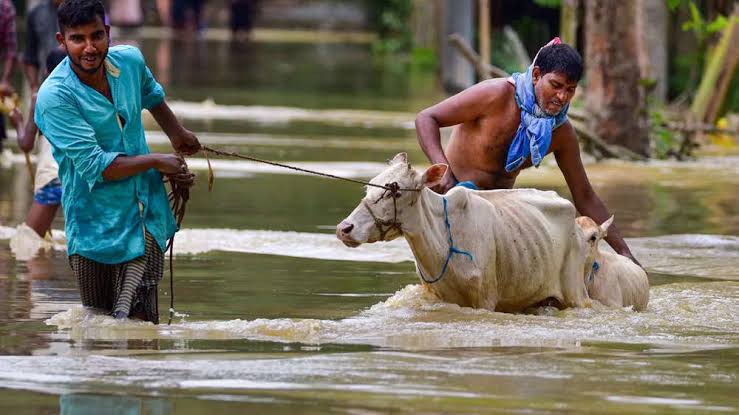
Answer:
[{"xmin": 35, "ymin": 45, "xmax": 176, "ymax": 264}]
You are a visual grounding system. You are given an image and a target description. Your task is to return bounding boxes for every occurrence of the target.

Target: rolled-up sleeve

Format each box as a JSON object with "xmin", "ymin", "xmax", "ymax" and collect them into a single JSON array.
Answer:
[
  {"xmin": 135, "ymin": 49, "xmax": 165, "ymax": 110},
  {"xmin": 36, "ymin": 100, "xmax": 122, "ymax": 191},
  {"xmin": 141, "ymin": 65, "xmax": 165, "ymax": 109}
]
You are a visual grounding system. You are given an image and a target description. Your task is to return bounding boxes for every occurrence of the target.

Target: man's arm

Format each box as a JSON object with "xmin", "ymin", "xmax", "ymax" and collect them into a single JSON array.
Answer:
[
  {"xmin": 37, "ymin": 94, "xmax": 185, "ymax": 189},
  {"xmin": 553, "ymin": 122, "xmax": 641, "ymax": 265},
  {"xmin": 148, "ymin": 101, "xmax": 201, "ymax": 155},
  {"xmin": 415, "ymin": 79, "xmax": 507, "ymax": 193},
  {"xmin": 15, "ymin": 93, "xmax": 38, "ymax": 152},
  {"xmin": 102, "ymin": 153, "xmax": 184, "ymax": 181}
]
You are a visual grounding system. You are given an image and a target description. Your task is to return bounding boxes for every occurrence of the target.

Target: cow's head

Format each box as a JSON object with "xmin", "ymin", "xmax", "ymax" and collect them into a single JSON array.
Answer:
[
  {"xmin": 575, "ymin": 215, "xmax": 613, "ymax": 281},
  {"xmin": 336, "ymin": 152, "xmax": 447, "ymax": 247}
]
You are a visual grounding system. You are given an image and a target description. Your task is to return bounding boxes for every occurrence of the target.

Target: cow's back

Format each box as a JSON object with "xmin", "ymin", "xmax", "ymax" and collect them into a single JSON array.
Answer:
[{"xmin": 471, "ymin": 189, "xmax": 583, "ymax": 310}]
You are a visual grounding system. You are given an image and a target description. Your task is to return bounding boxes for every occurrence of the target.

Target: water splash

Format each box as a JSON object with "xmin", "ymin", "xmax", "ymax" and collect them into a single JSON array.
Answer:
[{"xmin": 46, "ymin": 282, "xmax": 739, "ymax": 350}]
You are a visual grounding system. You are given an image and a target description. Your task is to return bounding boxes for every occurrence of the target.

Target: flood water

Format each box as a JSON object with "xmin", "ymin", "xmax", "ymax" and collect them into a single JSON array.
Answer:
[{"xmin": 0, "ymin": 33, "xmax": 738, "ymax": 414}]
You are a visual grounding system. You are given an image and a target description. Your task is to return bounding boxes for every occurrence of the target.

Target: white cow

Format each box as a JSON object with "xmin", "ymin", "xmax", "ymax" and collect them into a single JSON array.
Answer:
[
  {"xmin": 575, "ymin": 216, "xmax": 650, "ymax": 311},
  {"xmin": 336, "ymin": 153, "xmax": 590, "ymax": 312}
]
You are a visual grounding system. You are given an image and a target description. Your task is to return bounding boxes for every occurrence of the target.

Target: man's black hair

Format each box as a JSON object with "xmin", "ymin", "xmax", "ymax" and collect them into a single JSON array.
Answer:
[
  {"xmin": 534, "ymin": 43, "xmax": 583, "ymax": 82},
  {"xmin": 57, "ymin": 0, "xmax": 106, "ymax": 33},
  {"xmin": 46, "ymin": 48, "xmax": 67, "ymax": 73}
]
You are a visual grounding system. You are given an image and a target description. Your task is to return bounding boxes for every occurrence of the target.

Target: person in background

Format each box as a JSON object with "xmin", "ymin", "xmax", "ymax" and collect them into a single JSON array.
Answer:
[
  {"xmin": 0, "ymin": 0, "xmax": 18, "ymax": 153},
  {"xmin": 23, "ymin": 0, "xmax": 65, "ymax": 92},
  {"xmin": 171, "ymin": 0, "xmax": 204, "ymax": 33},
  {"xmin": 230, "ymin": 0, "xmax": 256, "ymax": 42},
  {"xmin": 9, "ymin": 48, "xmax": 69, "ymax": 241}
]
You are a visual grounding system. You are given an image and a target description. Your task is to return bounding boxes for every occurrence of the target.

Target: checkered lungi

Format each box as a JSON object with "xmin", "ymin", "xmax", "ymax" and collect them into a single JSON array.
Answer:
[{"xmin": 69, "ymin": 231, "xmax": 164, "ymax": 324}]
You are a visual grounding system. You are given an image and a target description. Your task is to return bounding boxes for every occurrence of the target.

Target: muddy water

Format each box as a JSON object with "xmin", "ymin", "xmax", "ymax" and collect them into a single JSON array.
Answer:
[{"xmin": 1, "ymin": 35, "xmax": 738, "ymax": 414}]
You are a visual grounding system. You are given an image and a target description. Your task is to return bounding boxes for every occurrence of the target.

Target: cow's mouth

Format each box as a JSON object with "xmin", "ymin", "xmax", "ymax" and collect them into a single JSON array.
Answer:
[{"xmin": 341, "ymin": 239, "xmax": 361, "ymax": 248}]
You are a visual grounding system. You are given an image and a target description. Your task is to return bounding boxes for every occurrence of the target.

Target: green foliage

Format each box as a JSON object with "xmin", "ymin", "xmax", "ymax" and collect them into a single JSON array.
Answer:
[
  {"xmin": 706, "ymin": 15, "xmax": 729, "ymax": 34},
  {"xmin": 409, "ymin": 47, "xmax": 437, "ymax": 71},
  {"xmin": 665, "ymin": 0, "xmax": 731, "ymax": 107},
  {"xmin": 533, "ymin": 0, "xmax": 560, "ymax": 8},
  {"xmin": 670, "ymin": 0, "xmax": 729, "ymax": 42},
  {"xmin": 666, "ymin": 0, "xmax": 682, "ymax": 11},
  {"xmin": 648, "ymin": 105, "xmax": 676, "ymax": 159},
  {"xmin": 365, "ymin": 0, "xmax": 413, "ymax": 54},
  {"xmin": 489, "ymin": 29, "xmax": 527, "ymax": 74}
]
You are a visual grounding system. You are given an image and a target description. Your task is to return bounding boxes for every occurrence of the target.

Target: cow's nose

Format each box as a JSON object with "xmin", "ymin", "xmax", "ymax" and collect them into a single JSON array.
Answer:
[{"xmin": 341, "ymin": 223, "xmax": 354, "ymax": 234}]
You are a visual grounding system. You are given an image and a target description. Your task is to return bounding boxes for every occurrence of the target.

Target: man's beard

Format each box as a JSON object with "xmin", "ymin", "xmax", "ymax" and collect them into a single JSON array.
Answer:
[
  {"xmin": 70, "ymin": 53, "xmax": 107, "ymax": 74},
  {"xmin": 535, "ymin": 94, "xmax": 564, "ymax": 117}
]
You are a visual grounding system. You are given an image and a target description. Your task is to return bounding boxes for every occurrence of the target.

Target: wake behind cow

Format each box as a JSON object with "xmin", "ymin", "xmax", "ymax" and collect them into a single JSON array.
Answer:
[{"xmin": 336, "ymin": 153, "xmax": 590, "ymax": 312}]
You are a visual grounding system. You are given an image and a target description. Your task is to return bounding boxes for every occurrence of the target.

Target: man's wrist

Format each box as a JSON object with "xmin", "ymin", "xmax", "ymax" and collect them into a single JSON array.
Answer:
[{"xmin": 144, "ymin": 154, "xmax": 162, "ymax": 170}]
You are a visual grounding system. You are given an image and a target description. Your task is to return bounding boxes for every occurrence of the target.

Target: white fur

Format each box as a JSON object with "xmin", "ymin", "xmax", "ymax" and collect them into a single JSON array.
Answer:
[
  {"xmin": 337, "ymin": 153, "xmax": 590, "ymax": 312},
  {"xmin": 575, "ymin": 216, "xmax": 650, "ymax": 311}
]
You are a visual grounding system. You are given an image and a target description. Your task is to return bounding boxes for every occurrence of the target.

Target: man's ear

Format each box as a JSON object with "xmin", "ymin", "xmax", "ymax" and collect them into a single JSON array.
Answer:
[
  {"xmin": 532, "ymin": 66, "xmax": 541, "ymax": 84},
  {"xmin": 390, "ymin": 152, "xmax": 408, "ymax": 165},
  {"xmin": 421, "ymin": 164, "xmax": 448, "ymax": 188},
  {"xmin": 600, "ymin": 215, "xmax": 614, "ymax": 237},
  {"xmin": 56, "ymin": 32, "xmax": 65, "ymax": 49}
]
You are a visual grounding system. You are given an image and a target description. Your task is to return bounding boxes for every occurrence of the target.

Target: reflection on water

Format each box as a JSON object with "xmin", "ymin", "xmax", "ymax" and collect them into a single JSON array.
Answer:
[
  {"xmin": 1, "ymin": 32, "xmax": 737, "ymax": 414},
  {"xmin": 140, "ymin": 38, "xmax": 441, "ymax": 112}
]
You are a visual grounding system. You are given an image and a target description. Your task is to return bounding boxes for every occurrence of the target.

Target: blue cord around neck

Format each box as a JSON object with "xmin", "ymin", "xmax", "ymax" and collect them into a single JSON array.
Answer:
[{"xmin": 418, "ymin": 197, "xmax": 475, "ymax": 284}]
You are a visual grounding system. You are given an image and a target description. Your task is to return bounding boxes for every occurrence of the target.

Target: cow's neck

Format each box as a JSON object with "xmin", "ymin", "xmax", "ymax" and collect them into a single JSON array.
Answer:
[{"xmin": 403, "ymin": 188, "xmax": 469, "ymax": 275}]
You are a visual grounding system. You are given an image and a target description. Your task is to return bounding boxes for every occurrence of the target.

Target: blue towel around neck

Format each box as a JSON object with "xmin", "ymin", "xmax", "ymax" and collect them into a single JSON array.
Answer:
[
  {"xmin": 455, "ymin": 180, "xmax": 479, "ymax": 191},
  {"xmin": 505, "ymin": 57, "xmax": 569, "ymax": 173}
]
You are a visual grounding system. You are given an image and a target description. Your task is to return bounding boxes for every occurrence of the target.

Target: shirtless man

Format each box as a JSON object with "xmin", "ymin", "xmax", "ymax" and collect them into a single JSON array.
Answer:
[{"xmin": 415, "ymin": 40, "xmax": 639, "ymax": 265}]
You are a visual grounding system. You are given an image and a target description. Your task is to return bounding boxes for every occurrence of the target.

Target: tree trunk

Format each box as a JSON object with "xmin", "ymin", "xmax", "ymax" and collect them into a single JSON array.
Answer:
[
  {"xmin": 636, "ymin": 0, "xmax": 668, "ymax": 101},
  {"xmin": 690, "ymin": 5, "xmax": 739, "ymax": 124},
  {"xmin": 559, "ymin": 0, "xmax": 580, "ymax": 47},
  {"xmin": 584, "ymin": 0, "xmax": 649, "ymax": 156},
  {"xmin": 411, "ymin": 0, "xmax": 441, "ymax": 51},
  {"xmin": 440, "ymin": 0, "xmax": 475, "ymax": 92},
  {"xmin": 478, "ymin": 0, "xmax": 491, "ymax": 73}
]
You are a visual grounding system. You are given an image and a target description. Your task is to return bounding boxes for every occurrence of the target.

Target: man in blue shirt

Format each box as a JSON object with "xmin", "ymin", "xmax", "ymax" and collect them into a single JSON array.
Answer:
[{"xmin": 35, "ymin": 0, "xmax": 201, "ymax": 324}]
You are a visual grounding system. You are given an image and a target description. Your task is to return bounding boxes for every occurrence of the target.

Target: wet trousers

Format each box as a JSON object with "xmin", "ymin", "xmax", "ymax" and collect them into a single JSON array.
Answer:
[{"xmin": 69, "ymin": 232, "xmax": 164, "ymax": 324}]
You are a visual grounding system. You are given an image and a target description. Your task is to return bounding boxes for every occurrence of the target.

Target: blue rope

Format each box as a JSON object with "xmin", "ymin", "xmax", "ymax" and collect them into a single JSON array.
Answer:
[
  {"xmin": 418, "ymin": 197, "xmax": 475, "ymax": 284},
  {"xmin": 587, "ymin": 260, "xmax": 600, "ymax": 283}
]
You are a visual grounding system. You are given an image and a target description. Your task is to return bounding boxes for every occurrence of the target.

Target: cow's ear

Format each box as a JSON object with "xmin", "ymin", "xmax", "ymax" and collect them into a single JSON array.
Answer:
[
  {"xmin": 421, "ymin": 163, "xmax": 448, "ymax": 188},
  {"xmin": 390, "ymin": 152, "xmax": 408, "ymax": 165},
  {"xmin": 600, "ymin": 215, "xmax": 614, "ymax": 237}
]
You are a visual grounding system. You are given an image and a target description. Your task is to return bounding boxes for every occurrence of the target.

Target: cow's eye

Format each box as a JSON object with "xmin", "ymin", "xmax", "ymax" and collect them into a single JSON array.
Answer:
[{"xmin": 589, "ymin": 235, "xmax": 597, "ymax": 242}]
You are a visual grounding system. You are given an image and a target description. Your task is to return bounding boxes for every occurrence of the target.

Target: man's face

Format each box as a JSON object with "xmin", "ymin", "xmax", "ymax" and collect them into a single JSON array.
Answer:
[
  {"xmin": 56, "ymin": 17, "xmax": 110, "ymax": 75},
  {"xmin": 532, "ymin": 68, "xmax": 578, "ymax": 116}
]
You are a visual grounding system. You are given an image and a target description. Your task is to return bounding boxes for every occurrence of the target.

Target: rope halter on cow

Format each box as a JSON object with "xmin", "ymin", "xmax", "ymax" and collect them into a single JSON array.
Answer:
[{"xmin": 362, "ymin": 181, "xmax": 406, "ymax": 241}]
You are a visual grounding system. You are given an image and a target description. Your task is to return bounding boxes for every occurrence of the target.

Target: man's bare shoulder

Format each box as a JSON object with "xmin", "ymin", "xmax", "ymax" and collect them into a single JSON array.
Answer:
[
  {"xmin": 474, "ymin": 77, "xmax": 515, "ymax": 97},
  {"xmin": 467, "ymin": 78, "xmax": 516, "ymax": 111}
]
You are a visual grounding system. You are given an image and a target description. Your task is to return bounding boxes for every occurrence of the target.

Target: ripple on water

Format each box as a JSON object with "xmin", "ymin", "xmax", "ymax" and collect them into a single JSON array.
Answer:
[{"xmin": 46, "ymin": 281, "xmax": 739, "ymax": 350}]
